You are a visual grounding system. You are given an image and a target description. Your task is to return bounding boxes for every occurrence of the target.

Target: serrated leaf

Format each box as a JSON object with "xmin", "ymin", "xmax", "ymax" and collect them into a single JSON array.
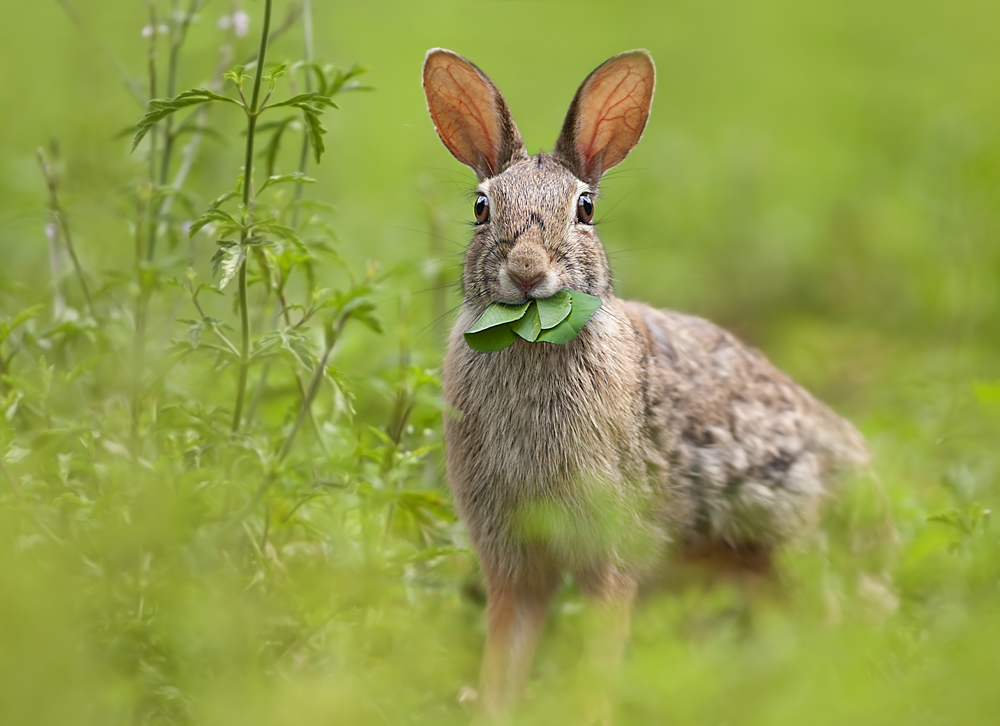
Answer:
[
  {"xmin": 464, "ymin": 325, "xmax": 517, "ymax": 352},
  {"xmin": 211, "ymin": 243, "xmax": 245, "ymax": 290},
  {"xmin": 258, "ymin": 115, "xmax": 296, "ymax": 177},
  {"xmin": 255, "ymin": 221, "xmax": 304, "ymax": 250},
  {"xmin": 536, "ymin": 289, "xmax": 572, "ymax": 329},
  {"xmin": 279, "ymin": 328, "xmax": 315, "ymax": 369},
  {"xmin": 300, "ymin": 107, "xmax": 327, "ymax": 164},
  {"xmin": 348, "ymin": 301, "xmax": 383, "ymax": 334},
  {"xmin": 267, "ymin": 92, "xmax": 339, "ymax": 109},
  {"xmin": 259, "ymin": 172, "xmax": 316, "ymax": 194},
  {"xmin": 132, "ymin": 88, "xmax": 241, "ymax": 152},
  {"xmin": 186, "ymin": 320, "xmax": 203, "ymax": 349},
  {"xmin": 466, "ymin": 301, "xmax": 529, "ymax": 334},
  {"xmin": 189, "ymin": 208, "xmax": 240, "ymax": 237},
  {"xmin": 510, "ymin": 303, "xmax": 541, "ymax": 341},
  {"xmin": 223, "ymin": 64, "xmax": 248, "ymax": 90},
  {"xmin": 328, "ymin": 64, "xmax": 372, "ymax": 95},
  {"xmin": 266, "ymin": 63, "xmax": 288, "ymax": 91}
]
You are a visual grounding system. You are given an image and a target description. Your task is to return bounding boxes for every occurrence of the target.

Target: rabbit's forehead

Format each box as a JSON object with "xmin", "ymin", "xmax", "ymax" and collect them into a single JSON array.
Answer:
[{"xmin": 479, "ymin": 157, "xmax": 587, "ymax": 213}]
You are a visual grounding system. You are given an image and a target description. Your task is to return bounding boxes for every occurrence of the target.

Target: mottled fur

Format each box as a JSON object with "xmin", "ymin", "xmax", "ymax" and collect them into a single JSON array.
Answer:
[{"xmin": 424, "ymin": 48, "xmax": 868, "ymax": 718}]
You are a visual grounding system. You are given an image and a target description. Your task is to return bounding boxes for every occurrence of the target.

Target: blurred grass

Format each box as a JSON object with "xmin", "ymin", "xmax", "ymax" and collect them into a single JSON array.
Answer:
[{"xmin": 1, "ymin": 1, "xmax": 999, "ymax": 724}]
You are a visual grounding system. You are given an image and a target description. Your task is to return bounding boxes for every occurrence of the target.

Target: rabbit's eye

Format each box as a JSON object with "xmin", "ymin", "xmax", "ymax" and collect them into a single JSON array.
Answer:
[
  {"xmin": 577, "ymin": 194, "xmax": 594, "ymax": 224},
  {"xmin": 474, "ymin": 195, "xmax": 490, "ymax": 225}
]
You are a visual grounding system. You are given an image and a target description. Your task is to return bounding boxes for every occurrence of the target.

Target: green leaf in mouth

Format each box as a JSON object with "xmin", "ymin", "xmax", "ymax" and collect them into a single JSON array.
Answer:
[
  {"xmin": 510, "ymin": 304, "xmax": 541, "ymax": 341},
  {"xmin": 465, "ymin": 301, "xmax": 530, "ymax": 334},
  {"xmin": 535, "ymin": 288, "xmax": 573, "ymax": 329},
  {"xmin": 463, "ymin": 289, "xmax": 602, "ymax": 352},
  {"xmin": 463, "ymin": 324, "xmax": 518, "ymax": 352}
]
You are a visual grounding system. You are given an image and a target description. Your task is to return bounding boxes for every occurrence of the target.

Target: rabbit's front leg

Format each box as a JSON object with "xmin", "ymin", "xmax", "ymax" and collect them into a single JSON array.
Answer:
[
  {"xmin": 573, "ymin": 569, "xmax": 638, "ymax": 725},
  {"xmin": 477, "ymin": 565, "xmax": 560, "ymax": 720}
]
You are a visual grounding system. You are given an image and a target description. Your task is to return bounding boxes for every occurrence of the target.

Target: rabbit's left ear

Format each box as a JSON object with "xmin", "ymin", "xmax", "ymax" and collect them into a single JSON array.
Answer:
[
  {"xmin": 553, "ymin": 51, "xmax": 655, "ymax": 185},
  {"xmin": 423, "ymin": 49, "xmax": 528, "ymax": 180}
]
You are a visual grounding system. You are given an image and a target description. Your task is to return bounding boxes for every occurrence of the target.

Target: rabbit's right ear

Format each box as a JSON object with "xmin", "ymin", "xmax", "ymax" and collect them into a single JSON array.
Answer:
[{"xmin": 423, "ymin": 49, "xmax": 527, "ymax": 180}]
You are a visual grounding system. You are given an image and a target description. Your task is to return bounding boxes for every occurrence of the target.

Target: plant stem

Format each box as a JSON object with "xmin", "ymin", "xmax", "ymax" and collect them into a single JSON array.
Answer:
[
  {"xmin": 247, "ymin": 0, "xmax": 324, "ymax": 441},
  {"xmin": 227, "ymin": 312, "xmax": 349, "ymax": 527},
  {"xmin": 291, "ymin": 0, "xmax": 314, "ymax": 229},
  {"xmin": 36, "ymin": 148, "xmax": 96, "ymax": 320},
  {"xmin": 149, "ymin": 0, "xmax": 202, "ymax": 263},
  {"xmin": 133, "ymin": 0, "xmax": 159, "ymax": 452},
  {"xmin": 231, "ymin": 0, "xmax": 273, "ymax": 434}
]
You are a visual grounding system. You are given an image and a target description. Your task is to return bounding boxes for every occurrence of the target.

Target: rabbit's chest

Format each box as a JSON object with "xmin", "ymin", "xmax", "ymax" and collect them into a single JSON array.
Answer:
[{"xmin": 443, "ymin": 336, "xmax": 647, "ymax": 493}]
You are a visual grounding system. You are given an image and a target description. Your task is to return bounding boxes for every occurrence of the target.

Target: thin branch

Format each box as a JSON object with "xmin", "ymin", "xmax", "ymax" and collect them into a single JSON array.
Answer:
[
  {"xmin": 227, "ymin": 311, "xmax": 351, "ymax": 528},
  {"xmin": 36, "ymin": 148, "xmax": 96, "ymax": 319},
  {"xmin": 231, "ymin": 0, "xmax": 274, "ymax": 433}
]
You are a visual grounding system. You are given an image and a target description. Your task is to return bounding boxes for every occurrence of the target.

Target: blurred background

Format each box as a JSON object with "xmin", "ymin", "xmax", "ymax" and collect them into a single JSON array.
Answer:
[{"xmin": 1, "ymin": 1, "xmax": 998, "ymax": 724}]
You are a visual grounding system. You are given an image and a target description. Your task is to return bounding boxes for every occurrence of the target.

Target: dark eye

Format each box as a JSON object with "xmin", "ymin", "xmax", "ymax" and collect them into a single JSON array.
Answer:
[
  {"xmin": 474, "ymin": 195, "xmax": 490, "ymax": 224},
  {"xmin": 577, "ymin": 194, "xmax": 594, "ymax": 224}
]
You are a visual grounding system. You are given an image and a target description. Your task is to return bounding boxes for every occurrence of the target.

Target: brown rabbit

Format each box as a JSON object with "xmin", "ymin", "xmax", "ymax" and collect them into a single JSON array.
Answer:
[{"xmin": 423, "ymin": 48, "xmax": 868, "ymax": 718}]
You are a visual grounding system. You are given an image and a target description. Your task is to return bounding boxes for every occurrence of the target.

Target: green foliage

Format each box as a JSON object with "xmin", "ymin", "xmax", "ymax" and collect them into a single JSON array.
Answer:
[
  {"xmin": 131, "ymin": 88, "xmax": 241, "ymax": 151},
  {"xmin": 2, "ymin": 1, "xmax": 1000, "ymax": 724},
  {"xmin": 464, "ymin": 289, "xmax": 602, "ymax": 351}
]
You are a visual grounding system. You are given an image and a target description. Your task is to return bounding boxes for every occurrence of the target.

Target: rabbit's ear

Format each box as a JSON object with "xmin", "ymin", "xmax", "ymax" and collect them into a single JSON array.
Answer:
[
  {"xmin": 423, "ymin": 49, "xmax": 528, "ymax": 180},
  {"xmin": 553, "ymin": 51, "xmax": 655, "ymax": 185}
]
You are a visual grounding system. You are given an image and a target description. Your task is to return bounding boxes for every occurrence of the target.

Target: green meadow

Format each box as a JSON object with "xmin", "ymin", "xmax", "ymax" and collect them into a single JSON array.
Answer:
[{"xmin": 1, "ymin": 1, "xmax": 998, "ymax": 723}]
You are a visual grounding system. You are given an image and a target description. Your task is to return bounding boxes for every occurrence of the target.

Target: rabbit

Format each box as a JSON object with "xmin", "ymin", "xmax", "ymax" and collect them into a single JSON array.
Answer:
[{"xmin": 422, "ymin": 48, "xmax": 869, "ymax": 719}]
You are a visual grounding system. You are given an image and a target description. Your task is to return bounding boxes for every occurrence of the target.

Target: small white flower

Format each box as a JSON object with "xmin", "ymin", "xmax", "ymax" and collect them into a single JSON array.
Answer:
[
  {"xmin": 232, "ymin": 11, "xmax": 250, "ymax": 37},
  {"xmin": 218, "ymin": 11, "xmax": 250, "ymax": 37},
  {"xmin": 141, "ymin": 23, "xmax": 170, "ymax": 38},
  {"xmin": 45, "ymin": 222, "xmax": 58, "ymax": 242},
  {"xmin": 181, "ymin": 220, "xmax": 193, "ymax": 236}
]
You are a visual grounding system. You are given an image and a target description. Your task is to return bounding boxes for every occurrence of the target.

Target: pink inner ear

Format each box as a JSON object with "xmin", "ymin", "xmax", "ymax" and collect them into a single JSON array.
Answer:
[
  {"xmin": 424, "ymin": 55, "xmax": 501, "ymax": 175},
  {"xmin": 575, "ymin": 54, "xmax": 654, "ymax": 179}
]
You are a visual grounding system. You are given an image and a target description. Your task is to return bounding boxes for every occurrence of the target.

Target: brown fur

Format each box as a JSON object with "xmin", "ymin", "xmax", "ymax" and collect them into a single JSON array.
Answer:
[{"xmin": 423, "ymin": 48, "xmax": 868, "ymax": 719}]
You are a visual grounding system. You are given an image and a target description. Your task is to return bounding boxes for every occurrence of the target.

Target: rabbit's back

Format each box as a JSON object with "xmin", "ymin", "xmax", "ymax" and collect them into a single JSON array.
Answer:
[{"xmin": 628, "ymin": 302, "xmax": 869, "ymax": 547}]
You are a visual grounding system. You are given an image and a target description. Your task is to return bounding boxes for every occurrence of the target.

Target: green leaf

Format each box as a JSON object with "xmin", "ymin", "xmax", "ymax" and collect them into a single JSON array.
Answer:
[
  {"xmin": 347, "ymin": 301, "xmax": 383, "ymax": 334},
  {"xmin": 207, "ymin": 190, "xmax": 239, "ymax": 211},
  {"xmin": 535, "ymin": 289, "xmax": 572, "ymax": 329},
  {"xmin": 534, "ymin": 316, "xmax": 578, "ymax": 344},
  {"xmin": 300, "ymin": 106, "xmax": 328, "ymax": 164},
  {"xmin": 294, "ymin": 61, "xmax": 330, "ymax": 95},
  {"xmin": 211, "ymin": 243, "xmax": 245, "ymax": 290},
  {"xmin": 279, "ymin": 328, "xmax": 315, "ymax": 369},
  {"xmin": 0, "ymin": 304, "xmax": 43, "ymax": 344},
  {"xmin": 536, "ymin": 290, "xmax": 602, "ymax": 344},
  {"xmin": 464, "ymin": 325, "xmax": 517, "ymax": 352},
  {"xmin": 510, "ymin": 303, "xmax": 541, "ymax": 341},
  {"xmin": 132, "ymin": 88, "xmax": 242, "ymax": 152},
  {"xmin": 466, "ymin": 301, "xmax": 530, "ymax": 334},
  {"xmin": 259, "ymin": 116, "xmax": 297, "ymax": 177},
  {"xmin": 188, "ymin": 208, "xmax": 240, "ymax": 238},
  {"xmin": 328, "ymin": 64, "xmax": 373, "ymax": 95},
  {"xmin": 267, "ymin": 92, "xmax": 339, "ymax": 110},
  {"xmin": 266, "ymin": 63, "xmax": 288, "ymax": 91},
  {"xmin": 259, "ymin": 172, "xmax": 317, "ymax": 194},
  {"xmin": 223, "ymin": 64, "xmax": 249, "ymax": 90},
  {"xmin": 255, "ymin": 220, "xmax": 305, "ymax": 250},
  {"xmin": 463, "ymin": 291, "xmax": 600, "ymax": 350}
]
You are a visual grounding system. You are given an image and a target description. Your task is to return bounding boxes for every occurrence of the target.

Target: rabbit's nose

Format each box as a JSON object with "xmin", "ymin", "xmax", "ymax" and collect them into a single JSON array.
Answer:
[{"xmin": 508, "ymin": 269, "xmax": 546, "ymax": 295}]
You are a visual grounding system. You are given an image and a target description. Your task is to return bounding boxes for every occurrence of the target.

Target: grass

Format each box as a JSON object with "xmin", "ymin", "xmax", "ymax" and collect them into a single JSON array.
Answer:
[{"xmin": 1, "ymin": 1, "xmax": 999, "ymax": 724}]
